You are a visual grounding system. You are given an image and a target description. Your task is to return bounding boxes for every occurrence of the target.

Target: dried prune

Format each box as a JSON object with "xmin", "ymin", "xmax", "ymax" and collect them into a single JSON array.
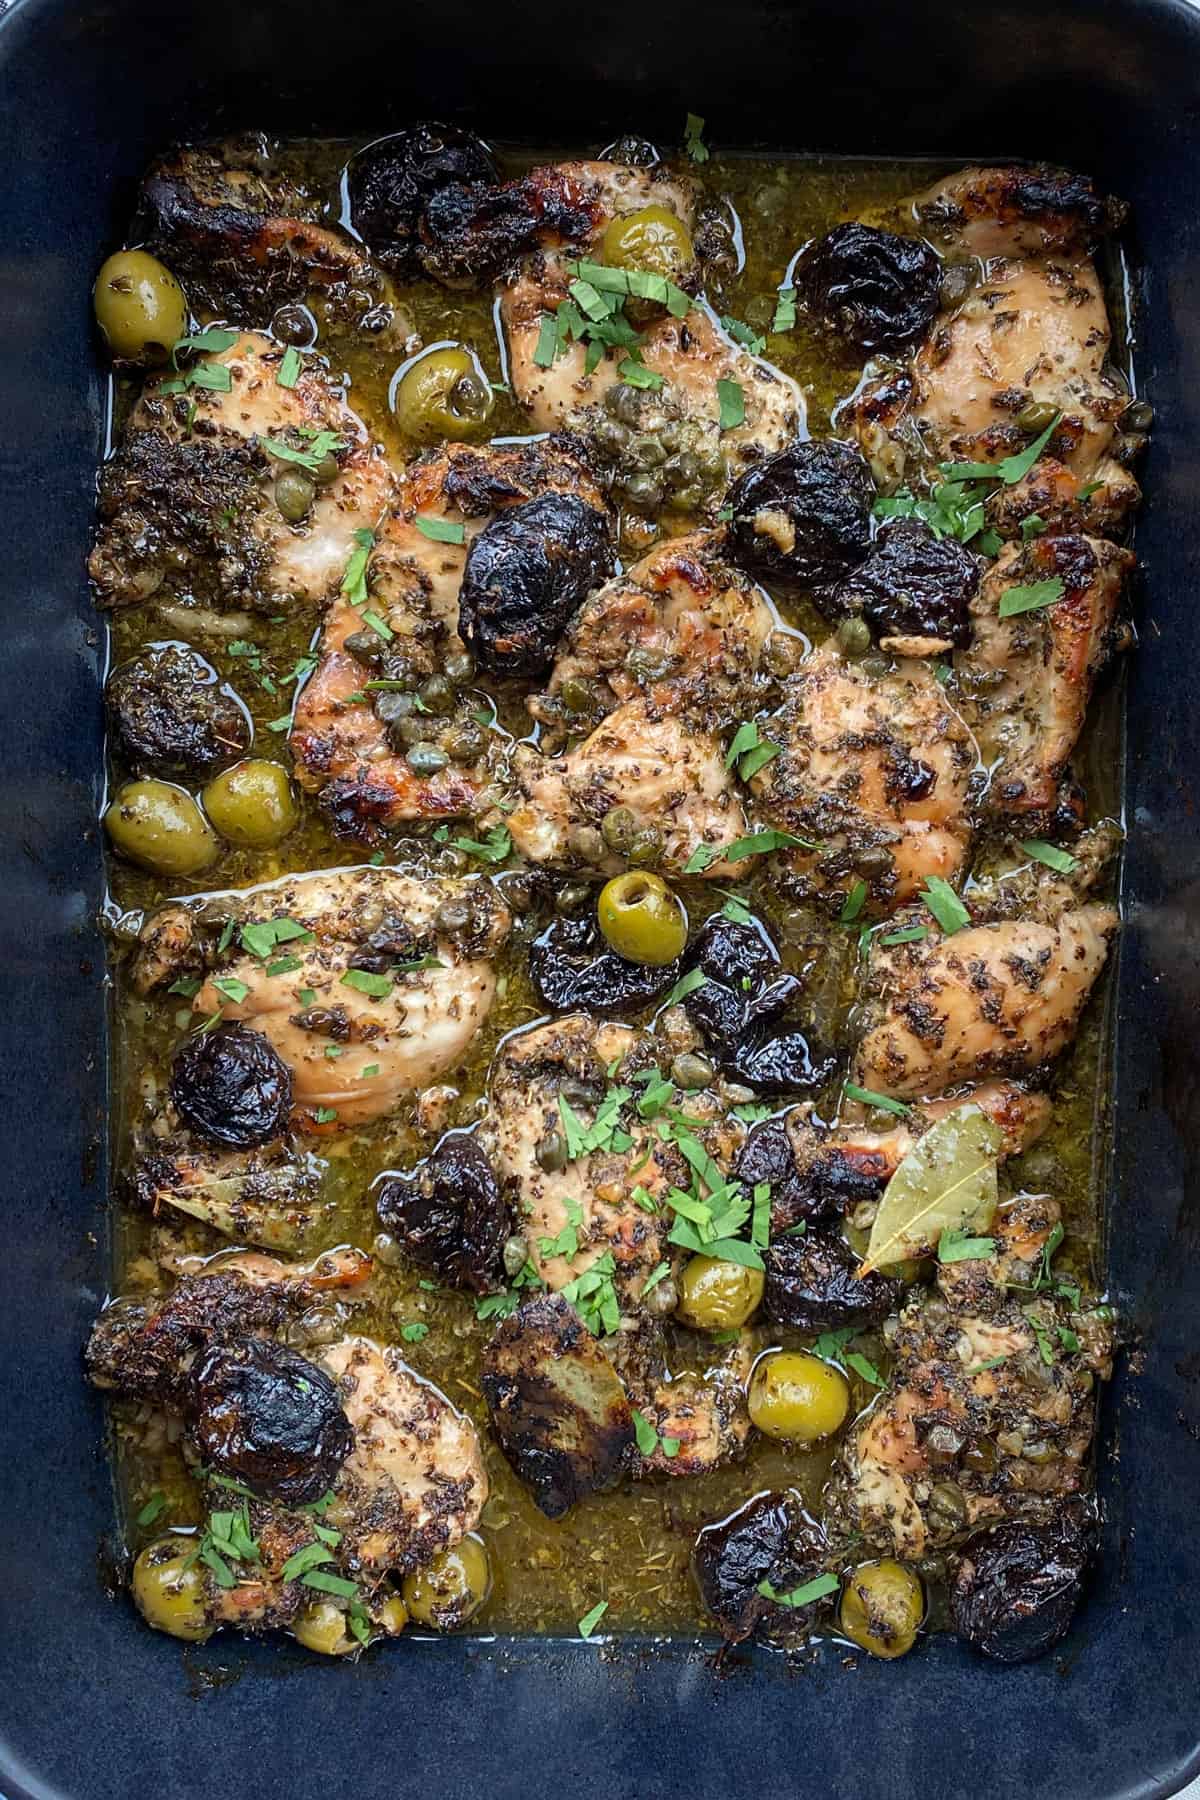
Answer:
[
  {"xmin": 376, "ymin": 1133, "xmax": 509, "ymax": 1294},
  {"xmin": 458, "ymin": 493, "xmax": 615, "ymax": 677},
  {"xmin": 170, "ymin": 1022, "xmax": 292, "ymax": 1149},
  {"xmin": 764, "ymin": 1223, "xmax": 901, "ymax": 1331},
  {"xmin": 949, "ymin": 1515, "xmax": 1092, "ymax": 1662},
  {"xmin": 107, "ymin": 644, "xmax": 250, "ymax": 779},
  {"xmin": 832, "ymin": 519, "xmax": 979, "ymax": 646},
  {"xmin": 735, "ymin": 1118, "xmax": 843, "ymax": 1231},
  {"xmin": 346, "ymin": 124, "xmax": 500, "ymax": 273},
  {"xmin": 724, "ymin": 1030, "xmax": 837, "ymax": 1097},
  {"xmin": 795, "ymin": 223, "xmax": 941, "ymax": 354},
  {"xmin": 189, "ymin": 1336, "xmax": 353, "ymax": 1504},
  {"xmin": 692, "ymin": 1490, "xmax": 830, "ymax": 1643},
  {"xmin": 725, "ymin": 440, "xmax": 874, "ymax": 593},
  {"xmin": 529, "ymin": 914, "xmax": 680, "ymax": 1015},
  {"xmin": 682, "ymin": 913, "xmax": 797, "ymax": 1044},
  {"xmin": 481, "ymin": 1293, "xmax": 635, "ymax": 1518}
]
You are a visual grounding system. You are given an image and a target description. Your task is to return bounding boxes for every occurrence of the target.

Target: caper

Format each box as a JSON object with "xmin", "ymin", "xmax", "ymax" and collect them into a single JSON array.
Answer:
[
  {"xmin": 443, "ymin": 648, "xmax": 476, "ymax": 686},
  {"xmin": 627, "ymin": 826, "xmax": 662, "ymax": 867},
  {"xmin": 312, "ymin": 452, "xmax": 341, "ymax": 486},
  {"xmin": 748, "ymin": 1350, "xmax": 849, "ymax": 1442},
  {"xmin": 854, "ymin": 844, "xmax": 893, "ymax": 877},
  {"xmin": 274, "ymin": 468, "xmax": 315, "ymax": 522},
  {"xmin": 643, "ymin": 1274, "xmax": 678, "ymax": 1316},
  {"xmin": 375, "ymin": 691, "xmax": 418, "ymax": 736},
  {"xmin": 402, "ymin": 1536, "xmax": 492, "ymax": 1630},
  {"xmin": 670, "ymin": 1051, "xmax": 714, "ymax": 1091},
  {"xmin": 567, "ymin": 823, "xmax": 605, "ymax": 864},
  {"xmin": 556, "ymin": 882, "xmax": 592, "ymax": 915},
  {"xmin": 596, "ymin": 871, "xmax": 688, "ymax": 964},
  {"xmin": 938, "ymin": 263, "xmax": 973, "ymax": 311},
  {"xmin": 837, "ymin": 616, "xmax": 873, "ymax": 658},
  {"xmin": 536, "ymin": 1131, "xmax": 569, "ymax": 1174},
  {"xmin": 444, "ymin": 722, "xmax": 485, "ymax": 764},
  {"xmin": 672, "ymin": 485, "xmax": 703, "ymax": 511},
  {"xmin": 623, "ymin": 472, "xmax": 665, "ymax": 512},
  {"xmin": 344, "ymin": 630, "xmax": 384, "ymax": 667},
  {"xmin": 93, "ymin": 249, "xmax": 188, "ymax": 364},
  {"xmin": 838, "ymin": 1560, "xmax": 924, "ymax": 1659},
  {"xmin": 419, "ymin": 673, "xmax": 455, "ymax": 715},
  {"xmin": 601, "ymin": 805, "xmax": 640, "ymax": 854},
  {"xmin": 630, "ymin": 435, "xmax": 667, "ymax": 469},
  {"xmin": 695, "ymin": 443, "xmax": 728, "ymax": 484},
  {"xmin": 659, "ymin": 422, "xmax": 683, "ymax": 453},
  {"xmin": 132, "ymin": 1535, "xmax": 212, "ymax": 1640},
  {"xmin": 104, "ymin": 779, "xmax": 219, "ymax": 876},
  {"xmin": 625, "ymin": 645, "xmax": 670, "ymax": 683},
  {"xmin": 677, "ymin": 1256, "xmax": 764, "ymax": 1331},
  {"xmin": 500, "ymin": 1232, "xmax": 530, "ymax": 1280},
  {"xmin": 860, "ymin": 652, "xmax": 889, "ymax": 680},
  {"xmin": 1121, "ymin": 398, "xmax": 1154, "ymax": 432},
  {"xmin": 397, "ymin": 712, "xmax": 432, "ymax": 747},
  {"xmin": 202, "ymin": 760, "xmax": 298, "ymax": 849},
  {"xmin": 606, "ymin": 383, "xmax": 644, "ymax": 427},
  {"xmin": 1117, "ymin": 429, "xmax": 1149, "ymax": 462},
  {"xmin": 433, "ymin": 896, "xmax": 472, "ymax": 934},
  {"xmin": 763, "ymin": 630, "xmax": 806, "ymax": 678},
  {"xmin": 559, "ymin": 676, "xmax": 598, "ymax": 716},
  {"xmin": 1016, "ymin": 398, "xmax": 1060, "ymax": 434},
  {"xmin": 393, "ymin": 345, "xmax": 495, "ymax": 444},
  {"xmin": 926, "ymin": 1479, "xmax": 968, "ymax": 1537},
  {"xmin": 271, "ymin": 302, "xmax": 316, "ymax": 346},
  {"xmin": 406, "ymin": 742, "xmax": 449, "ymax": 776}
]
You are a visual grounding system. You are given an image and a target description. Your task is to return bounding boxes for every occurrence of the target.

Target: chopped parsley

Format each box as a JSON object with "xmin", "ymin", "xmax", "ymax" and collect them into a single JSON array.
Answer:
[
  {"xmin": 720, "ymin": 314, "xmax": 766, "ymax": 357},
  {"xmin": 212, "ymin": 976, "xmax": 248, "ymax": 1005},
  {"xmin": 717, "ymin": 378, "xmax": 745, "ymax": 431},
  {"xmin": 617, "ymin": 356, "xmax": 664, "ymax": 391},
  {"xmin": 938, "ymin": 1227, "xmax": 997, "ymax": 1263},
  {"xmin": 135, "ymin": 1492, "xmax": 168, "ymax": 1527},
  {"xmin": 340, "ymin": 968, "xmax": 394, "ymax": 999},
  {"xmin": 313, "ymin": 1107, "xmax": 338, "ymax": 1124},
  {"xmin": 843, "ymin": 1081, "xmax": 911, "ymax": 1118},
  {"xmin": 998, "ymin": 576, "xmax": 1065, "ymax": 618},
  {"xmin": 724, "ymin": 828, "xmax": 814, "ymax": 863},
  {"xmin": 400, "ymin": 1322, "xmax": 430, "ymax": 1344},
  {"xmin": 577, "ymin": 1599, "xmax": 609, "ymax": 1638},
  {"xmin": 1020, "ymin": 839, "xmax": 1078, "ymax": 874},
  {"xmin": 275, "ymin": 346, "xmax": 303, "ymax": 389},
  {"xmin": 839, "ymin": 880, "xmax": 868, "ymax": 925},
  {"xmin": 878, "ymin": 924, "xmax": 929, "ymax": 947},
  {"xmin": 240, "ymin": 917, "xmax": 313, "ymax": 960},
  {"xmin": 261, "ymin": 429, "xmax": 344, "ymax": 472},
  {"xmin": 450, "ymin": 825, "xmax": 511, "ymax": 864},
  {"xmin": 771, "ymin": 286, "xmax": 797, "ymax": 333},
  {"xmin": 920, "ymin": 875, "xmax": 970, "ymax": 935},
  {"xmin": 756, "ymin": 1572, "xmax": 839, "ymax": 1609},
  {"xmin": 725, "ymin": 719, "xmax": 781, "ymax": 781},
  {"xmin": 630, "ymin": 1408, "xmax": 681, "ymax": 1460},
  {"xmin": 414, "ymin": 514, "xmax": 467, "ymax": 545},
  {"xmin": 661, "ymin": 968, "xmax": 707, "ymax": 1008},
  {"xmin": 340, "ymin": 527, "xmax": 375, "ymax": 605},
  {"xmin": 684, "ymin": 113, "xmax": 710, "ymax": 163}
]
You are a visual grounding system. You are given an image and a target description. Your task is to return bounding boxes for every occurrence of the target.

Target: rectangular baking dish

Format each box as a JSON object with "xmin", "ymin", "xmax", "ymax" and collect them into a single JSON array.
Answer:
[{"xmin": 1, "ymin": 0, "xmax": 1198, "ymax": 1794}]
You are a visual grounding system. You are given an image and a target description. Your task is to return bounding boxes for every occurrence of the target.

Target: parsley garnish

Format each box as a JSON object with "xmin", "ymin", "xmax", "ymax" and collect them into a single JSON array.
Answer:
[
  {"xmin": 938, "ymin": 1227, "xmax": 996, "ymax": 1263},
  {"xmin": 998, "ymin": 576, "xmax": 1065, "ymax": 619},
  {"xmin": 684, "ymin": 114, "xmax": 710, "ymax": 163},
  {"xmin": 839, "ymin": 880, "xmax": 868, "ymax": 925},
  {"xmin": 341, "ymin": 968, "xmax": 394, "ymax": 998},
  {"xmin": 843, "ymin": 1081, "xmax": 912, "ymax": 1118},
  {"xmin": 725, "ymin": 719, "xmax": 781, "ymax": 781},
  {"xmin": 212, "ymin": 976, "xmax": 248, "ymax": 1005},
  {"xmin": 276, "ymin": 346, "xmax": 303, "ymax": 389},
  {"xmin": 400, "ymin": 1322, "xmax": 429, "ymax": 1343},
  {"xmin": 1020, "ymin": 839, "xmax": 1078, "ymax": 874},
  {"xmin": 920, "ymin": 875, "xmax": 970, "ymax": 935},
  {"xmin": 878, "ymin": 925, "xmax": 928, "ymax": 947},
  {"xmin": 717, "ymin": 378, "xmax": 745, "ymax": 431},
  {"xmin": 136, "ymin": 1492, "xmax": 168, "ymax": 1527},
  {"xmin": 772, "ymin": 287, "xmax": 797, "ymax": 333},
  {"xmin": 341, "ymin": 527, "xmax": 375, "ymax": 605},
  {"xmin": 756, "ymin": 1572, "xmax": 839, "ymax": 1608},
  {"xmin": 262, "ymin": 430, "xmax": 344, "ymax": 472},
  {"xmin": 450, "ymin": 825, "xmax": 511, "ymax": 864},
  {"xmin": 241, "ymin": 917, "xmax": 313, "ymax": 960},
  {"xmin": 414, "ymin": 515, "xmax": 467, "ymax": 545},
  {"xmin": 577, "ymin": 1599, "xmax": 609, "ymax": 1638},
  {"xmin": 720, "ymin": 314, "xmax": 766, "ymax": 357},
  {"xmin": 662, "ymin": 968, "xmax": 707, "ymax": 1008}
]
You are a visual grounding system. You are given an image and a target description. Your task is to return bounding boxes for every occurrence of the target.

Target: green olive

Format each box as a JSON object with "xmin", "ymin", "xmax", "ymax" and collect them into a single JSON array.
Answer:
[
  {"xmin": 104, "ymin": 779, "xmax": 218, "ymax": 876},
  {"xmin": 676, "ymin": 1255, "xmax": 764, "ymax": 1330},
  {"xmin": 596, "ymin": 871, "xmax": 688, "ymax": 965},
  {"xmin": 602, "ymin": 205, "xmax": 694, "ymax": 284},
  {"xmin": 291, "ymin": 1599, "xmax": 359, "ymax": 1656},
  {"xmin": 275, "ymin": 468, "xmax": 315, "ymax": 522},
  {"xmin": 748, "ymin": 1350, "xmax": 849, "ymax": 1443},
  {"xmin": 93, "ymin": 250, "xmax": 187, "ymax": 364},
  {"xmin": 393, "ymin": 345, "xmax": 495, "ymax": 444},
  {"xmin": 202, "ymin": 760, "xmax": 298, "ymax": 849},
  {"xmin": 401, "ymin": 1535, "xmax": 492, "ymax": 1630},
  {"xmin": 838, "ymin": 1559, "xmax": 924, "ymax": 1659},
  {"xmin": 132, "ymin": 1535, "xmax": 212, "ymax": 1641}
]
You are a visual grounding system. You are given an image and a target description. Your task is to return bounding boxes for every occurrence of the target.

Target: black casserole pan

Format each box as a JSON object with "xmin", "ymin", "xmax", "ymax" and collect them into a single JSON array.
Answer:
[{"xmin": 0, "ymin": 0, "xmax": 1197, "ymax": 1794}]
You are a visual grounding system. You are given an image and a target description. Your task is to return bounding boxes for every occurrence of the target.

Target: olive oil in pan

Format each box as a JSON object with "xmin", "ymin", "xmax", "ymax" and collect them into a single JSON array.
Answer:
[{"xmin": 104, "ymin": 141, "xmax": 1121, "ymax": 1638}]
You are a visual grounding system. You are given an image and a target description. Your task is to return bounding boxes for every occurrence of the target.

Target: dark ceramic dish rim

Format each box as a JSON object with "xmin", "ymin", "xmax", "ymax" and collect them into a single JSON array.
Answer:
[{"xmin": 1, "ymin": 0, "xmax": 1199, "ymax": 1795}]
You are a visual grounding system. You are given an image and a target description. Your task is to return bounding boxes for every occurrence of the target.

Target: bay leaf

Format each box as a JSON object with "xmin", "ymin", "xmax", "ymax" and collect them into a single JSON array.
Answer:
[{"xmin": 858, "ymin": 1105, "xmax": 1002, "ymax": 1274}]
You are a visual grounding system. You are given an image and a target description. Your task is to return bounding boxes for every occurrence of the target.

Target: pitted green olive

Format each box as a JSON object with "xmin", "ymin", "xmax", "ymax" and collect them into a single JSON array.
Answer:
[
  {"xmin": 393, "ymin": 345, "xmax": 495, "ymax": 444},
  {"xmin": 838, "ymin": 1559, "xmax": 924, "ymax": 1659},
  {"xmin": 401, "ymin": 1535, "xmax": 491, "ymax": 1630},
  {"xmin": 93, "ymin": 250, "xmax": 187, "ymax": 364},
  {"xmin": 291, "ymin": 1599, "xmax": 359, "ymax": 1656},
  {"xmin": 201, "ymin": 760, "xmax": 298, "ymax": 848},
  {"xmin": 748, "ymin": 1350, "xmax": 849, "ymax": 1442},
  {"xmin": 104, "ymin": 779, "xmax": 218, "ymax": 875},
  {"xmin": 676, "ymin": 1255, "xmax": 764, "ymax": 1330},
  {"xmin": 602, "ymin": 205, "xmax": 694, "ymax": 284},
  {"xmin": 596, "ymin": 871, "xmax": 687, "ymax": 965},
  {"xmin": 132, "ymin": 1535, "xmax": 212, "ymax": 1641}
]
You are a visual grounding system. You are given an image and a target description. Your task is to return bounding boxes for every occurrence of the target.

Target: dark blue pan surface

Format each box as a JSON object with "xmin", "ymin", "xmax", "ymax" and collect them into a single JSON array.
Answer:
[{"xmin": 0, "ymin": 0, "xmax": 1198, "ymax": 1794}]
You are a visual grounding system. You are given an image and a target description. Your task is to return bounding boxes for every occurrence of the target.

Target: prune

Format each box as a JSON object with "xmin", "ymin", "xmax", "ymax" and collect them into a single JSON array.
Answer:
[
  {"xmin": 764, "ymin": 1224, "xmax": 901, "ymax": 1331},
  {"xmin": 189, "ymin": 1336, "xmax": 353, "ymax": 1504},
  {"xmin": 682, "ymin": 913, "xmax": 800, "ymax": 1046},
  {"xmin": 346, "ymin": 124, "xmax": 500, "ymax": 273},
  {"xmin": 724, "ymin": 1030, "xmax": 837, "ymax": 1097},
  {"xmin": 831, "ymin": 519, "xmax": 979, "ymax": 646},
  {"xmin": 481, "ymin": 1293, "xmax": 635, "ymax": 1519},
  {"xmin": 170, "ymin": 1022, "xmax": 292, "ymax": 1149},
  {"xmin": 106, "ymin": 644, "xmax": 250, "ymax": 779},
  {"xmin": 795, "ymin": 222, "xmax": 941, "ymax": 354},
  {"xmin": 725, "ymin": 440, "xmax": 874, "ymax": 593},
  {"xmin": 529, "ymin": 915, "xmax": 680, "ymax": 1015},
  {"xmin": 735, "ymin": 1118, "xmax": 844, "ymax": 1232},
  {"xmin": 458, "ymin": 493, "xmax": 615, "ymax": 677},
  {"xmin": 376, "ymin": 1133, "xmax": 509, "ymax": 1295},
  {"xmin": 949, "ymin": 1515, "xmax": 1093, "ymax": 1663},
  {"xmin": 692, "ymin": 1490, "xmax": 830, "ymax": 1643}
]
